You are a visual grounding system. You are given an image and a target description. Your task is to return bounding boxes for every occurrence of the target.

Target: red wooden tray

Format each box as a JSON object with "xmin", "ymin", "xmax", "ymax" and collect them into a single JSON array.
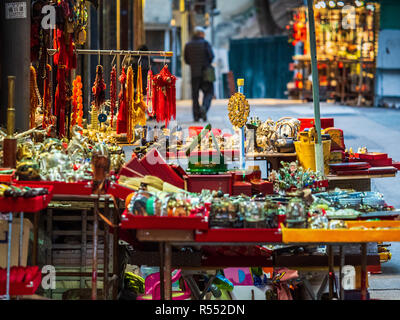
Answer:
[
  {"xmin": 16, "ymin": 180, "xmax": 92, "ymax": 195},
  {"xmin": 365, "ymin": 158, "xmax": 393, "ymax": 167},
  {"xmin": 357, "ymin": 152, "xmax": 388, "ymax": 160},
  {"xmin": 367, "ymin": 167, "xmax": 398, "ymax": 175},
  {"xmin": 393, "ymin": 162, "xmax": 400, "ymax": 171},
  {"xmin": 313, "ymin": 180, "xmax": 329, "ymax": 189},
  {"xmin": 0, "ymin": 185, "xmax": 53, "ymax": 213},
  {"xmin": 185, "ymin": 174, "xmax": 232, "ymax": 194},
  {"xmin": 334, "ymin": 169, "xmax": 370, "ymax": 176},
  {"xmin": 195, "ymin": 228, "xmax": 282, "ymax": 243},
  {"xmin": 0, "ymin": 270, "xmax": 41, "ymax": 296},
  {"xmin": 298, "ymin": 118, "xmax": 334, "ymax": 131},
  {"xmin": 0, "ymin": 169, "xmax": 15, "ymax": 183},
  {"xmin": 107, "ymin": 182, "xmax": 135, "ymax": 200},
  {"xmin": 120, "ymin": 210, "xmax": 209, "ymax": 230},
  {"xmin": 329, "ymin": 162, "xmax": 371, "ymax": 171}
]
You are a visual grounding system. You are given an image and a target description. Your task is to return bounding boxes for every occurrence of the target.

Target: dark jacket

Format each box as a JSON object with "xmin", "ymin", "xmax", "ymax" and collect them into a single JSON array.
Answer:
[{"xmin": 184, "ymin": 36, "xmax": 214, "ymax": 78}]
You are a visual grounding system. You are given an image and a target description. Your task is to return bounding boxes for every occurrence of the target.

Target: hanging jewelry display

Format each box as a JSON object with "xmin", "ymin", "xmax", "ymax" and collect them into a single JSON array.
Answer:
[
  {"xmin": 55, "ymin": 64, "xmax": 67, "ymax": 136},
  {"xmin": 71, "ymin": 75, "xmax": 83, "ymax": 129},
  {"xmin": 53, "ymin": 22, "xmax": 76, "ymax": 137},
  {"xmin": 134, "ymin": 65, "xmax": 147, "ymax": 127},
  {"xmin": 117, "ymin": 67, "xmax": 128, "ymax": 134},
  {"xmin": 91, "ymin": 65, "xmax": 106, "ymax": 130},
  {"xmin": 42, "ymin": 64, "xmax": 53, "ymax": 129},
  {"xmin": 146, "ymin": 69, "xmax": 154, "ymax": 117},
  {"xmin": 110, "ymin": 66, "xmax": 117, "ymax": 129},
  {"xmin": 29, "ymin": 65, "xmax": 42, "ymax": 129},
  {"xmin": 73, "ymin": 0, "xmax": 88, "ymax": 45},
  {"xmin": 77, "ymin": 86, "xmax": 83, "ymax": 128},
  {"xmin": 126, "ymin": 66, "xmax": 135, "ymax": 142}
]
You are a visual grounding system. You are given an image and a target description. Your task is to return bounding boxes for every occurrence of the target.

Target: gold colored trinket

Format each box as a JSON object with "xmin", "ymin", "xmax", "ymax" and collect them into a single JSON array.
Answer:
[{"xmin": 228, "ymin": 92, "xmax": 250, "ymax": 128}]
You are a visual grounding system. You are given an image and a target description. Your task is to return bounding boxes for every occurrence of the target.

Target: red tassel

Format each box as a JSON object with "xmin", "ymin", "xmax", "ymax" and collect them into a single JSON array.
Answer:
[
  {"xmin": 92, "ymin": 65, "xmax": 106, "ymax": 107},
  {"xmin": 117, "ymin": 67, "xmax": 127, "ymax": 134},
  {"xmin": 151, "ymin": 66, "xmax": 176, "ymax": 127},
  {"xmin": 55, "ymin": 66, "xmax": 66, "ymax": 137}
]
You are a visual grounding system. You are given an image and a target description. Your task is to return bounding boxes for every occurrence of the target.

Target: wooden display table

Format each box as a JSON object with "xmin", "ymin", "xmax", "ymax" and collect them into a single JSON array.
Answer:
[{"xmin": 327, "ymin": 173, "xmax": 397, "ymax": 191}]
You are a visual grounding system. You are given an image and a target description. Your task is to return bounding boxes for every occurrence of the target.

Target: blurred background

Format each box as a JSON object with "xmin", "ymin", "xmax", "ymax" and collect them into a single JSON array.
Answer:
[{"xmin": 73, "ymin": 0, "xmax": 400, "ymax": 109}]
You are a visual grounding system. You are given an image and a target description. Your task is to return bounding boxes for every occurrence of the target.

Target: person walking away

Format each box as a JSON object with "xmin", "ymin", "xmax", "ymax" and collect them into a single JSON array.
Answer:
[{"xmin": 184, "ymin": 26, "xmax": 215, "ymax": 122}]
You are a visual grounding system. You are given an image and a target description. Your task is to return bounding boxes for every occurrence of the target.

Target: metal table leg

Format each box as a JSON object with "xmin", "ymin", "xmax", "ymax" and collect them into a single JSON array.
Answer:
[
  {"xmin": 19, "ymin": 212, "xmax": 23, "ymax": 266},
  {"xmin": 164, "ymin": 243, "xmax": 172, "ymax": 300},
  {"xmin": 32, "ymin": 211, "xmax": 39, "ymax": 266},
  {"xmin": 6, "ymin": 212, "xmax": 13, "ymax": 301},
  {"xmin": 339, "ymin": 245, "xmax": 345, "ymax": 300},
  {"xmin": 159, "ymin": 242, "xmax": 165, "ymax": 300},
  {"xmin": 199, "ymin": 275, "xmax": 216, "ymax": 300},
  {"xmin": 103, "ymin": 198, "xmax": 109, "ymax": 300},
  {"xmin": 112, "ymin": 199, "xmax": 119, "ymax": 300},
  {"xmin": 183, "ymin": 276, "xmax": 201, "ymax": 300},
  {"xmin": 361, "ymin": 243, "xmax": 368, "ymax": 300},
  {"xmin": 328, "ymin": 245, "xmax": 335, "ymax": 299},
  {"xmin": 92, "ymin": 198, "xmax": 99, "ymax": 300}
]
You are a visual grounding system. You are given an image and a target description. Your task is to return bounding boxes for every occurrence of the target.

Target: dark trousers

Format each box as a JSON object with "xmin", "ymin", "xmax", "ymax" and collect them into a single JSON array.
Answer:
[{"xmin": 191, "ymin": 77, "xmax": 214, "ymax": 120}]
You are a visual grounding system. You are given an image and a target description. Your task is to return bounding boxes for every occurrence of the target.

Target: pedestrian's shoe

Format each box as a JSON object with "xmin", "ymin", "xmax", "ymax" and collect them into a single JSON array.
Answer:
[{"xmin": 202, "ymin": 113, "xmax": 207, "ymax": 122}]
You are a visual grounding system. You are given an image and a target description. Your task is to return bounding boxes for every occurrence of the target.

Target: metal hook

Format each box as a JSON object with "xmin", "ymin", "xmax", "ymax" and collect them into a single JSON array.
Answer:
[
  {"xmin": 138, "ymin": 55, "xmax": 142, "ymax": 66},
  {"xmin": 98, "ymin": 49, "xmax": 101, "ymax": 65},
  {"xmin": 111, "ymin": 52, "xmax": 116, "ymax": 67},
  {"xmin": 163, "ymin": 54, "xmax": 167, "ymax": 66},
  {"xmin": 121, "ymin": 54, "xmax": 127, "ymax": 68}
]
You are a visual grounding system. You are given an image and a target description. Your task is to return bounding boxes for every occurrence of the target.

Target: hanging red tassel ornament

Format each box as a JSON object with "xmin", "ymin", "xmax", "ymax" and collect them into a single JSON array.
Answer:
[
  {"xmin": 54, "ymin": 29, "xmax": 67, "ymax": 137},
  {"xmin": 110, "ymin": 66, "xmax": 117, "ymax": 129},
  {"xmin": 117, "ymin": 67, "xmax": 128, "ymax": 134},
  {"xmin": 53, "ymin": 25, "xmax": 77, "ymax": 137},
  {"xmin": 161, "ymin": 65, "xmax": 176, "ymax": 125},
  {"xmin": 152, "ymin": 73, "xmax": 164, "ymax": 124},
  {"xmin": 55, "ymin": 66, "xmax": 67, "ymax": 137},
  {"xmin": 126, "ymin": 66, "xmax": 135, "ymax": 142},
  {"xmin": 152, "ymin": 65, "xmax": 176, "ymax": 127},
  {"xmin": 92, "ymin": 65, "xmax": 106, "ymax": 107}
]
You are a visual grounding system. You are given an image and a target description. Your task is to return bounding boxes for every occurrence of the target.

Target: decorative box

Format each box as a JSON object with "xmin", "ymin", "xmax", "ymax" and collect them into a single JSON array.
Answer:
[{"xmin": 232, "ymin": 181, "xmax": 252, "ymax": 196}]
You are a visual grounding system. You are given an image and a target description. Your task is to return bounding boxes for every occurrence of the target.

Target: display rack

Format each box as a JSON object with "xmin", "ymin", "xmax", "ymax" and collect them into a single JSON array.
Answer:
[
  {"xmin": 0, "ymin": 188, "xmax": 53, "ymax": 300},
  {"xmin": 120, "ymin": 210, "xmax": 209, "ymax": 231},
  {"xmin": 47, "ymin": 49, "xmax": 173, "ymax": 57}
]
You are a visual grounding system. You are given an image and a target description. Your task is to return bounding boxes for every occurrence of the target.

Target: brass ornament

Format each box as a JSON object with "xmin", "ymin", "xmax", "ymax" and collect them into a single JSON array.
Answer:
[{"xmin": 228, "ymin": 92, "xmax": 250, "ymax": 128}]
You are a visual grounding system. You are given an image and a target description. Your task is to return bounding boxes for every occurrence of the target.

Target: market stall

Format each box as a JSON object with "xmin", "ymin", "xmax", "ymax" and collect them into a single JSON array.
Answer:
[
  {"xmin": 286, "ymin": 1, "xmax": 380, "ymax": 105},
  {"xmin": 1, "ymin": 0, "xmax": 399, "ymax": 301}
]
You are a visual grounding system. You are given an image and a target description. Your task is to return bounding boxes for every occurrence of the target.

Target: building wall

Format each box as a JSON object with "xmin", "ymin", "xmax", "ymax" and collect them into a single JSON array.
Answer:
[
  {"xmin": 379, "ymin": 0, "xmax": 400, "ymax": 30},
  {"xmin": 375, "ymin": 0, "xmax": 400, "ymax": 106},
  {"xmin": 143, "ymin": 0, "xmax": 173, "ymax": 25},
  {"xmin": 212, "ymin": 0, "xmax": 261, "ymax": 50}
]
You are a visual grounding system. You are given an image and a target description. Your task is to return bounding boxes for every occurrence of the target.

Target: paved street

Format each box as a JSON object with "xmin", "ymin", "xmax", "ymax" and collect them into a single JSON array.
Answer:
[{"xmin": 172, "ymin": 98, "xmax": 400, "ymax": 299}]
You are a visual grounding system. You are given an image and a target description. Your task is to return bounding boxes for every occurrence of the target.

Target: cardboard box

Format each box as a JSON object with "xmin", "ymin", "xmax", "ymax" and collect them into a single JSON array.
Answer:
[{"xmin": 0, "ymin": 218, "xmax": 32, "ymax": 268}]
